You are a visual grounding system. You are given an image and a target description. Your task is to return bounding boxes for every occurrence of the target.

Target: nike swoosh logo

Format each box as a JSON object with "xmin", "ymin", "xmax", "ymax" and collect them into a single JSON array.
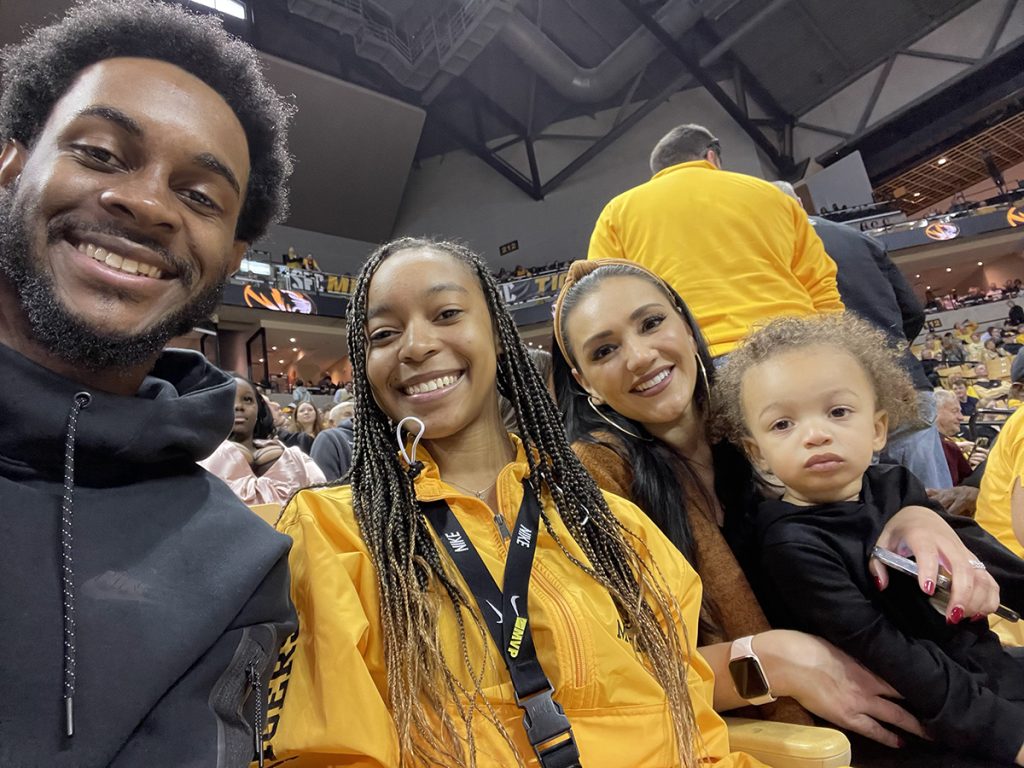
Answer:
[
  {"xmin": 486, "ymin": 600, "xmax": 503, "ymax": 624},
  {"xmin": 511, "ymin": 595, "xmax": 521, "ymax": 617}
]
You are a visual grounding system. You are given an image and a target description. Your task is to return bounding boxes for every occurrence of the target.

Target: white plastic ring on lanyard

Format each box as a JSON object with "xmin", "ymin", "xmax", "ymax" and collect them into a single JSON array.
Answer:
[{"xmin": 396, "ymin": 416, "xmax": 426, "ymax": 470}]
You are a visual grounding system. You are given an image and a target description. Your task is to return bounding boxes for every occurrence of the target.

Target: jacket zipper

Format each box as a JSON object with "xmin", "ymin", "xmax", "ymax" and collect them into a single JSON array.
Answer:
[
  {"xmin": 493, "ymin": 513, "xmax": 511, "ymax": 540},
  {"xmin": 532, "ymin": 570, "xmax": 586, "ymax": 689},
  {"xmin": 247, "ymin": 660, "xmax": 265, "ymax": 768}
]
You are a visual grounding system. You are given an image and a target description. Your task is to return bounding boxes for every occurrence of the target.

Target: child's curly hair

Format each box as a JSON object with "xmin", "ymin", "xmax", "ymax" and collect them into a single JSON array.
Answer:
[{"xmin": 713, "ymin": 313, "xmax": 919, "ymax": 445}]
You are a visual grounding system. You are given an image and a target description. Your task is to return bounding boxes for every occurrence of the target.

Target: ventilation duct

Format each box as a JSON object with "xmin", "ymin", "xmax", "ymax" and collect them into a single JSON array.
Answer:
[{"xmin": 286, "ymin": 0, "xmax": 520, "ymax": 91}]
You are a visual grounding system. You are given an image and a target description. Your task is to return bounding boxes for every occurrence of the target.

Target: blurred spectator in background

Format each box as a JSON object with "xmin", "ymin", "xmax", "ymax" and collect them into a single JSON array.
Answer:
[
  {"xmin": 311, "ymin": 406, "xmax": 354, "ymax": 483},
  {"xmin": 965, "ymin": 332, "xmax": 986, "ymax": 361},
  {"xmin": 1008, "ymin": 301, "xmax": 1024, "ymax": 326},
  {"xmin": 951, "ymin": 377, "xmax": 979, "ymax": 419},
  {"xmin": 267, "ymin": 398, "xmax": 286, "ymax": 432},
  {"xmin": 934, "ymin": 390, "xmax": 974, "ymax": 485},
  {"xmin": 280, "ymin": 401, "xmax": 321, "ymax": 454},
  {"xmin": 940, "ymin": 334, "xmax": 966, "ymax": 363},
  {"xmin": 968, "ymin": 364, "xmax": 1009, "ymax": 403},
  {"xmin": 919, "ymin": 349, "xmax": 942, "ymax": 387},
  {"xmin": 983, "ymin": 339, "xmax": 1011, "ymax": 360},
  {"xmin": 326, "ymin": 400, "xmax": 353, "ymax": 428},
  {"xmin": 291, "ymin": 379, "xmax": 312, "ymax": 403},
  {"xmin": 316, "ymin": 371, "xmax": 334, "ymax": 391},
  {"xmin": 201, "ymin": 377, "xmax": 324, "ymax": 507}
]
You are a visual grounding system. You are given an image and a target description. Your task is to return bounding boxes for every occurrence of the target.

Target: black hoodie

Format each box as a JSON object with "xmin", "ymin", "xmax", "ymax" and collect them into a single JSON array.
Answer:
[{"xmin": 0, "ymin": 343, "xmax": 296, "ymax": 767}]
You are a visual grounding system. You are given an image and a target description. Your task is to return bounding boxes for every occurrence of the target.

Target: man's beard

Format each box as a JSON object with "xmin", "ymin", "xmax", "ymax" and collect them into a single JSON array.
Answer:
[{"xmin": 0, "ymin": 185, "xmax": 226, "ymax": 372}]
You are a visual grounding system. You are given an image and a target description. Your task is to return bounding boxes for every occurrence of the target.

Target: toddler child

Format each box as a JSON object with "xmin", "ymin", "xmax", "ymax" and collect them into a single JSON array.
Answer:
[{"xmin": 715, "ymin": 313, "xmax": 1024, "ymax": 765}]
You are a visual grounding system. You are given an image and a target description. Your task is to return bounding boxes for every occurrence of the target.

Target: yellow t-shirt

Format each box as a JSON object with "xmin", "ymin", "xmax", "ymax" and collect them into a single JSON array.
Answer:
[
  {"xmin": 975, "ymin": 408, "xmax": 1024, "ymax": 558},
  {"xmin": 588, "ymin": 160, "xmax": 842, "ymax": 356}
]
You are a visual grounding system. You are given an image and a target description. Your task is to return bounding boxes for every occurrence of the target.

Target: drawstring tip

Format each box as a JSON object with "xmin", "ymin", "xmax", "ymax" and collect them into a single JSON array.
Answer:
[
  {"xmin": 408, "ymin": 460, "xmax": 425, "ymax": 480},
  {"xmin": 65, "ymin": 697, "xmax": 74, "ymax": 737}
]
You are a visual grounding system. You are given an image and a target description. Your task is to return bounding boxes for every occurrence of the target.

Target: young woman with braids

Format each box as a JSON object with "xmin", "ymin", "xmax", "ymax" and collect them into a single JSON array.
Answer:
[
  {"xmin": 261, "ymin": 238, "xmax": 764, "ymax": 767},
  {"xmin": 552, "ymin": 258, "xmax": 1004, "ymax": 754}
]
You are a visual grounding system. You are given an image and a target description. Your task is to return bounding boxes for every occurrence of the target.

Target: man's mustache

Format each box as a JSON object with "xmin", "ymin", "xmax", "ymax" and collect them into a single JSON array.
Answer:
[{"xmin": 46, "ymin": 214, "xmax": 196, "ymax": 287}]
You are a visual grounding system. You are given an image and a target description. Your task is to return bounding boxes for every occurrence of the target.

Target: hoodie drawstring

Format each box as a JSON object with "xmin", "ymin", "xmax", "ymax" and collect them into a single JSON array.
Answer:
[{"xmin": 61, "ymin": 391, "xmax": 91, "ymax": 737}]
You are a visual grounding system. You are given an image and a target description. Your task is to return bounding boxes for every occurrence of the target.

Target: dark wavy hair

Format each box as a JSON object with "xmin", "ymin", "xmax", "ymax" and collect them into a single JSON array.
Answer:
[
  {"xmin": 552, "ymin": 262, "xmax": 754, "ymax": 586},
  {"xmin": 553, "ymin": 263, "xmax": 712, "ymax": 564},
  {"xmin": 0, "ymin": 0, "xmax": 293, "ymax": 242}
]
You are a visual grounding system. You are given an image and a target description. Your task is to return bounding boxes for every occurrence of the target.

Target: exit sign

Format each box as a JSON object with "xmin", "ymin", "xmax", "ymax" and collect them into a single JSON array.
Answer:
[{"xmin": 499, "ymin": 240, "xmax": 519, "ymax": 256}]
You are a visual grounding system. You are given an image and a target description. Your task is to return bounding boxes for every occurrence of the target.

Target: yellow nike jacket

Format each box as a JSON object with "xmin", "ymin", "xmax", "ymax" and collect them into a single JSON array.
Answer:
[{"xmin": 262, "ymin": 438, "xmax": 765, "ymax": 767}]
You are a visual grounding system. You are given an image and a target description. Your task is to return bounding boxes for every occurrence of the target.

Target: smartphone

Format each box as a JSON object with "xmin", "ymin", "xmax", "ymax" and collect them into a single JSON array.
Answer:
[{"xmin": 870, "ymin": 546, "xmax": 1019, "ymax": 622}]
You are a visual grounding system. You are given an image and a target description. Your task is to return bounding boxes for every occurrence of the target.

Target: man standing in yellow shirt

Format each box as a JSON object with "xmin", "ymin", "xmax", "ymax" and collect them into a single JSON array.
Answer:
[{"xmin": 588, "ymin": 124, "xmax": 843, "ymax": 357}]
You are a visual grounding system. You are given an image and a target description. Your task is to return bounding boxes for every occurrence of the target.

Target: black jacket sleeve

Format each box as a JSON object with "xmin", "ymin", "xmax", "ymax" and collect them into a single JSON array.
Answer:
[
  {"xmin": 869, "ymin": 236, "xmax": 924, "ymax": 342},
  {"xmin": 109, "ymin": 555, "xmax": 296, "ymax": 767},
  {"xmin": 760, "ymin": 540, "xmax": 1024, "ymax": 763}
]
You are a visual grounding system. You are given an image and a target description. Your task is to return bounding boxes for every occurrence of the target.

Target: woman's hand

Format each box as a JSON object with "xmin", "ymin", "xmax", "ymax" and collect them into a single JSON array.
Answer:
[
  {"xmin": 758, "ymin": 630, "xmax": 926, "ymax": 748},
  {"xmin": 871, "ymin": 505, "xmax": 1000, "ymax": 622}
]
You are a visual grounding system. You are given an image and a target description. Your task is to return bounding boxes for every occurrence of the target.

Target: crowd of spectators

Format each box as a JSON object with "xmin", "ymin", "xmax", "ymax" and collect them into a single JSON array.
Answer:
[{"xmin": 925, "ymin": 281, "xmax": 1024, "ymax": 312}]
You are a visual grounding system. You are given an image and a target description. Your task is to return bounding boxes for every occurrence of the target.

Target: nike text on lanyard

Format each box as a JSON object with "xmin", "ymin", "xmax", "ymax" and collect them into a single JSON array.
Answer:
[{"xmin": 421, "ymin": 482, "xmax": 582, "ymax": 768}]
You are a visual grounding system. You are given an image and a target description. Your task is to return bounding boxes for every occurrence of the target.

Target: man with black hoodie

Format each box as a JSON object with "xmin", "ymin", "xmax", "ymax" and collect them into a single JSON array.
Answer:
[{"xmin": 0, "ymin": 2, "xmax": 296, "ymax": 765}]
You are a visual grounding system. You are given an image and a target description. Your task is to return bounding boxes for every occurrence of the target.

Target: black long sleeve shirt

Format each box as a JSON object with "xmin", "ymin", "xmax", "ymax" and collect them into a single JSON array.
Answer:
[{"xmin": 754, "ymin": 464, "xmax": 1024, "ymax": 763}]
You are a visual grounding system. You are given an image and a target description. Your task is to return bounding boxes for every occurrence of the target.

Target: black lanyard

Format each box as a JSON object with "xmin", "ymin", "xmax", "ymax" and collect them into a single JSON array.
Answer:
[{"xmin": 421, "ymin": 482, "xmax": 581, "ymax": 768}]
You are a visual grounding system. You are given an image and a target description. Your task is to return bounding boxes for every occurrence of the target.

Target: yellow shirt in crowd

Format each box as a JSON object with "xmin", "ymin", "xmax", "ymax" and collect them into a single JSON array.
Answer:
[
  {"xmin": 262, "ymin": 437, "xmax": 765, "ymax": 767},
  {"xmin": 976, "ymin": 407, "xmax": 1024, "ymax": 558},
  {"xmin": 588, "ymin": 160, "xmax": 843, "ymax": 356}
]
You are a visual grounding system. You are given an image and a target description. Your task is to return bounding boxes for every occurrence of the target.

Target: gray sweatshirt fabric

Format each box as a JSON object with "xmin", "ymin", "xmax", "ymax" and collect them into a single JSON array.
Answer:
[{"xmin": 0, "ymin": 343, "xmax": 296, "ymax": 767}]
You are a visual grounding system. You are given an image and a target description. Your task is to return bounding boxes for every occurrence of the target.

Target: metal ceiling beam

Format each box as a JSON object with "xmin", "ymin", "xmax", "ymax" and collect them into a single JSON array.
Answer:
[
  {"xmin": 618, "ymin": 0, "xmax": 794, "ymax": 175},
  {"xmin": 985, "ymin": 0, "xmax": 1018, "ymax": 57},
  {"xmin": 698, "ymin": 0, "xmax": 796, "ymax": 69},
  {"xmin": 693, "ymin": 19, "xmax": 790, "ymax": 123},
  {"xmin": 432, "ymin": 111, "xmax": 542, "ymax": 200},
  {"xmin": 541, "ymin": 71, "xmax": 693, "ymax": 196},
  {"xmin": 901, "ymin": 49, "xmax": 977, "ymax": 66}
]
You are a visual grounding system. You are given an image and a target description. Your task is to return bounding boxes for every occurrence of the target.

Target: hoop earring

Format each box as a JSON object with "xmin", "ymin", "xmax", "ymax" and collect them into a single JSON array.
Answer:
[
  {"xmin": 696, "ymin": 354, "xmax": 711, "ymax": 401},
  {"xmin": 587, "ymin": 396, "xmax": 647, "ymax": 441}
]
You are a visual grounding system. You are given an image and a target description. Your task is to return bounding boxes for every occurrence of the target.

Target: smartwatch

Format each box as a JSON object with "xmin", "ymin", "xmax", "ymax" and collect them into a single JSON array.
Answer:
[{"xmin": 728, "ymin": 635, "xmax": 776, "ymax": 706}]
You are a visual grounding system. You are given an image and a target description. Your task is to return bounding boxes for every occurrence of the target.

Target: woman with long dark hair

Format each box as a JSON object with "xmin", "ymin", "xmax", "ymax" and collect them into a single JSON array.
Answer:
[
  {"xmin": 552, "ymin": 259, "xmax": 1001, "ymax": 748},
  {"xmin": 262, "ymin": 239, "xmax": 764, "ymax": 767}
]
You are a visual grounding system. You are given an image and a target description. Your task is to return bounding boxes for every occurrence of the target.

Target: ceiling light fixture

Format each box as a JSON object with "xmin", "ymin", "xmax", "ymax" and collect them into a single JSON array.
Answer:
[
  {"xmin": 278, "ymin": 359, "xmax": 285, "ymax": 364},
  {"xmin": 978, "ymin": 261, "xmax": 984, "ymax": 266},
  {"xmin": 915, "ymin": 274, "xmax": 921, "ymax": 278},
  {"xmin": 289, "ymin": 337, "xmax": 296, "ymax": 343},
  {"xmin": 271, "ymin": 346, "xmax": 277, "ymax": 351},
  {"xmin": 913, "ymin": 192, "xmax": 921, "ymax": 197},
  {"xmin": 937, "ymin": 157, "xmax": 948, "ymax": 165},
  {"xmin": 292, "ymin": 347, "xmax": 299, "ymax": 352},
  {"xmin": 946, "ymin": 267, "xmax": 952, "ymax": 272}
]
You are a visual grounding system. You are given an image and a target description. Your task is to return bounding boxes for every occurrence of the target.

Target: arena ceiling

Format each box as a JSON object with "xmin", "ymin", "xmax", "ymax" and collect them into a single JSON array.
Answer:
[{"xmin": 3, "ymin": 0, "xmax": 1023, "ymax": 240}]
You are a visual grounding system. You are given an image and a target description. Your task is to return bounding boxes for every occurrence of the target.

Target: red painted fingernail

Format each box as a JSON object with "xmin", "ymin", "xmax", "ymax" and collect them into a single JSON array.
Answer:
[
  {"xmin": 924, "ymin": 579, "xmax": 936, "ymax": 595},
  {"xmin": 873, "ymin": 575, "xmax": 883, "ymax": 590},
  {"xmin": 947, "ymin": 606, "xmax": 964, "ymax": 624}
]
